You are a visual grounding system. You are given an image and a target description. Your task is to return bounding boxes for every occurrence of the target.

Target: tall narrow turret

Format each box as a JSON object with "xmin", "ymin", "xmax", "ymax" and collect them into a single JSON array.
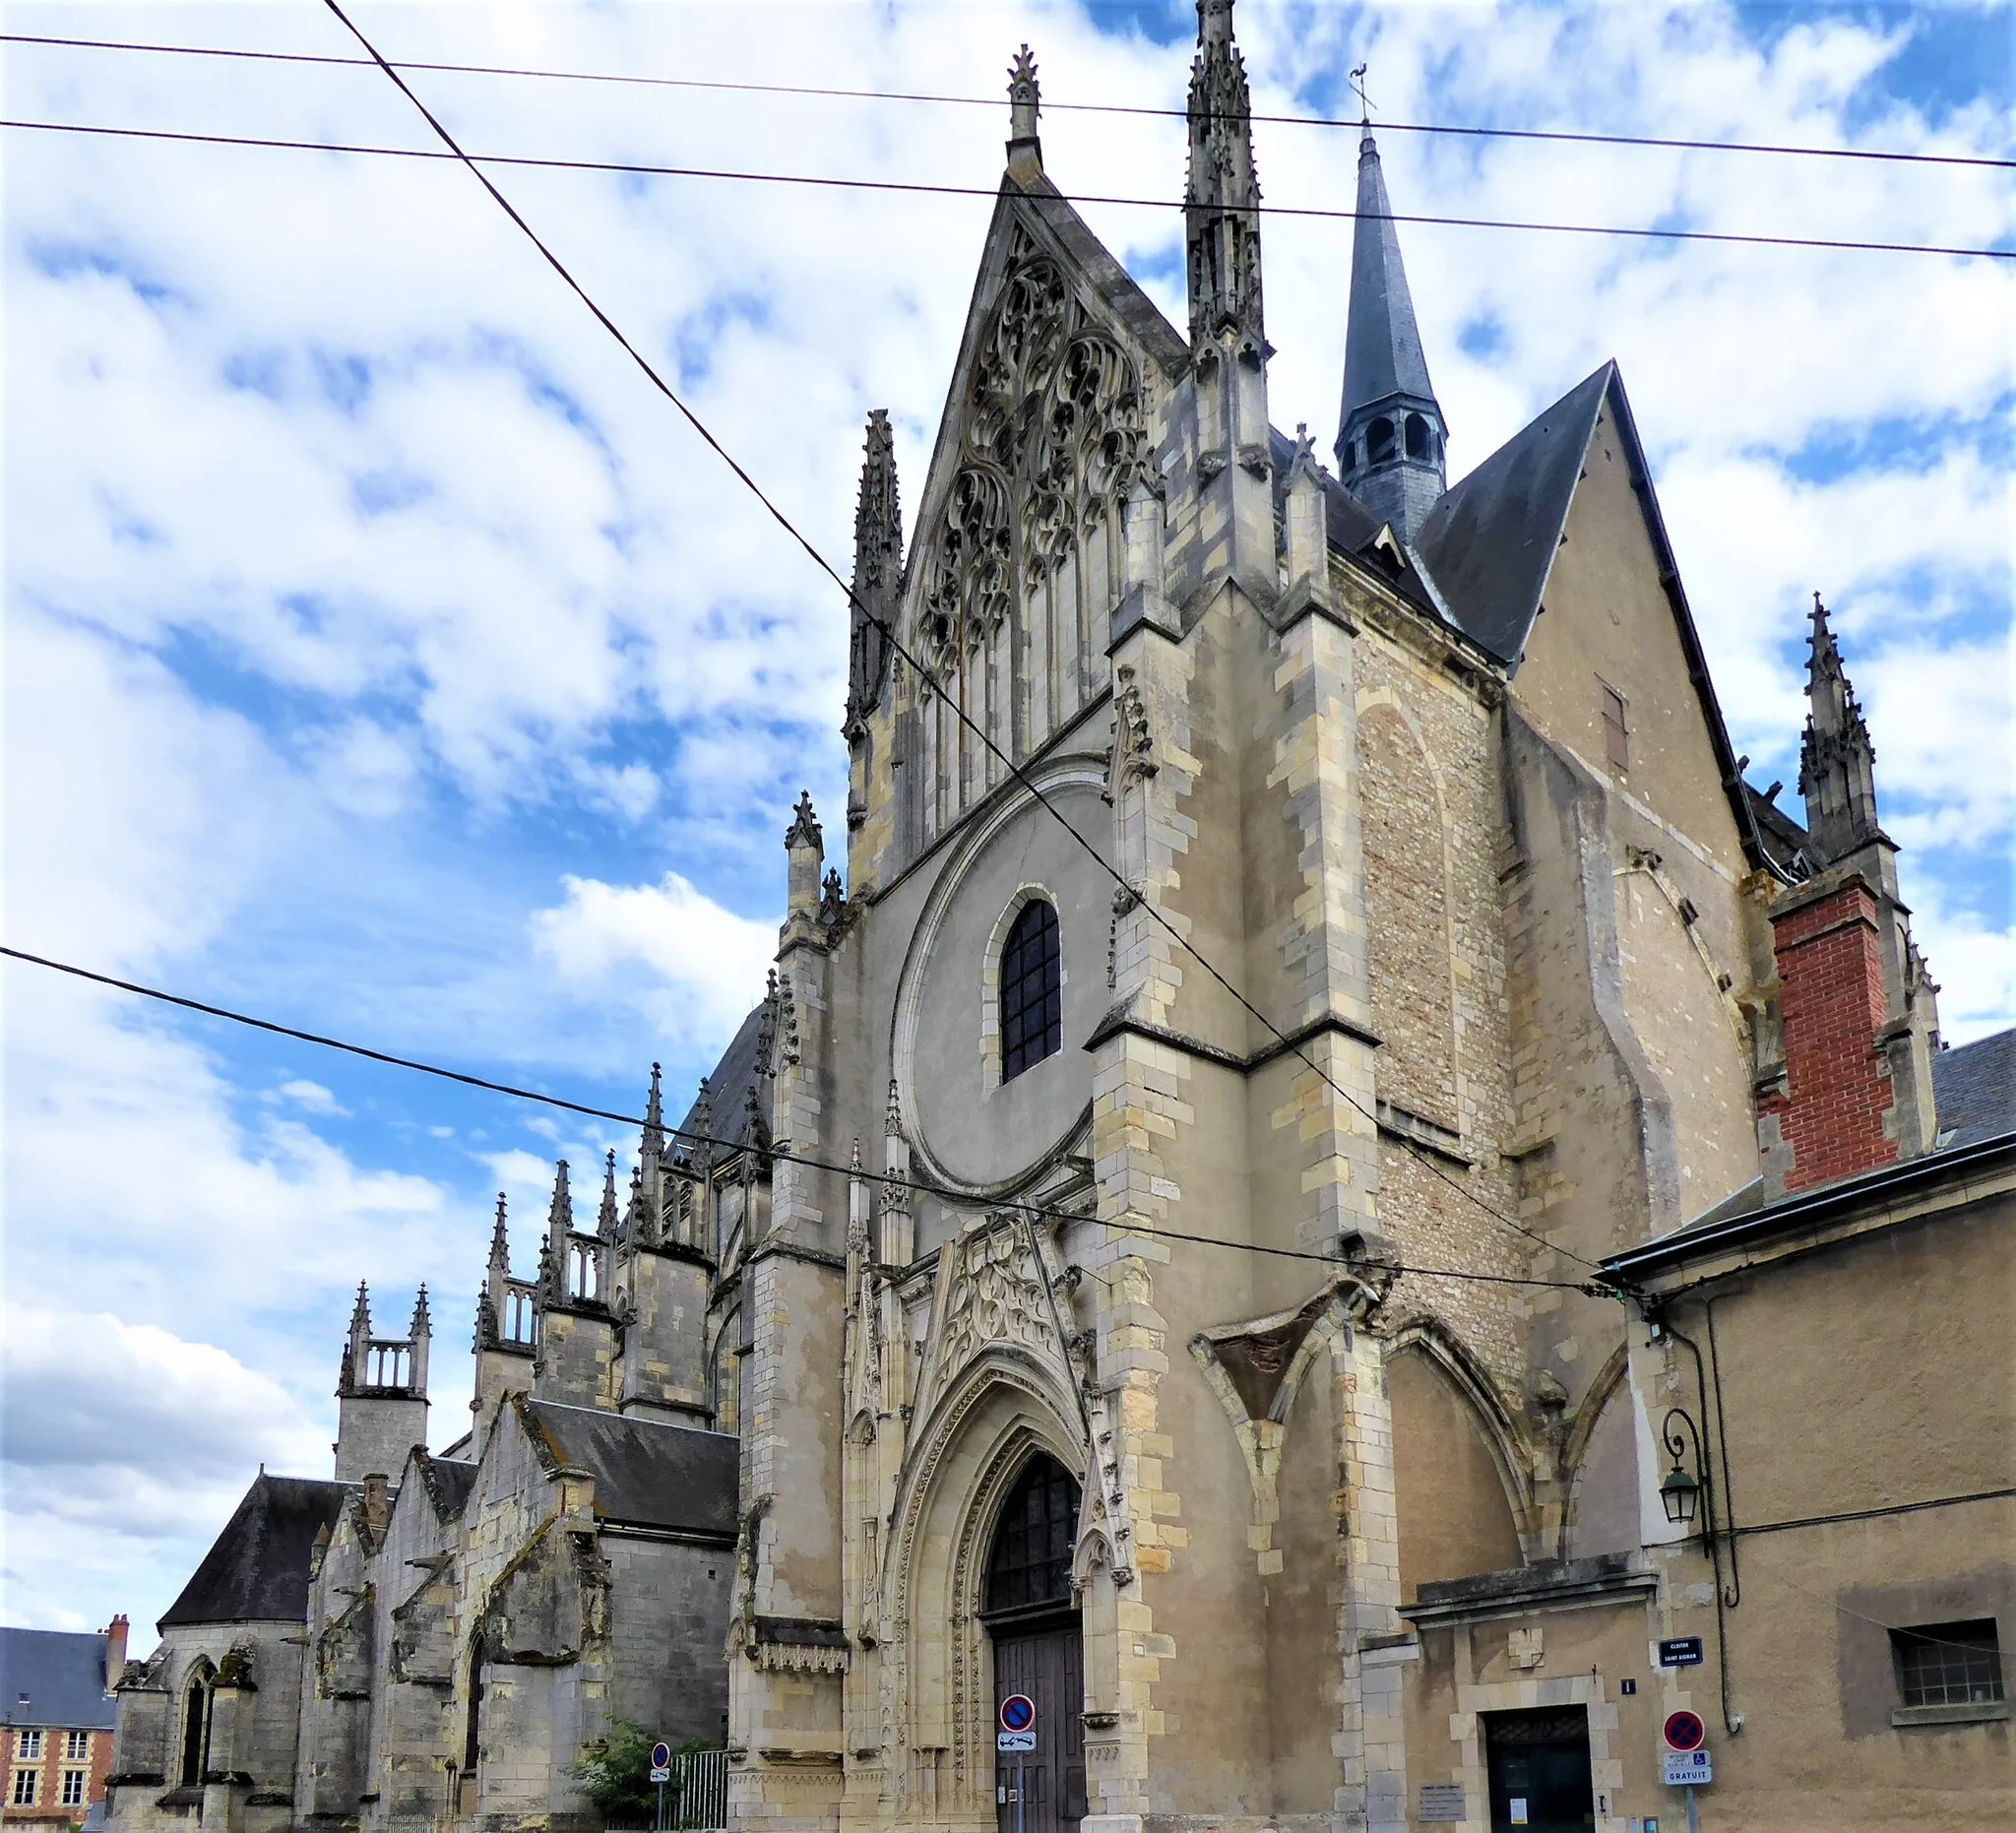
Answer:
[
  {"xmin": 333, "ymin": 1282, "xmax": 428, "ymax": 1483},
  {"xmin": 1334, "ymin": 126, "xmax": 1446, "ymax": 541}
]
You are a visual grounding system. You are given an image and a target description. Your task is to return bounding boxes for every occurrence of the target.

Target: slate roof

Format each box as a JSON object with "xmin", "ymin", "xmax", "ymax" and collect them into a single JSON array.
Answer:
[
  {"xmin": 414, "ymin": 1453, "xmax": 477, "ymax": 1522},
  {"xmin": 1932, "ymin": 1028, "xmax": 2016, "ymax": 1150},
  {"xmin": 677, "ymin": 998, "xmax": 774, "ymax": 1156},
  {"xmin": 158, "ymin": 1474, "xmax": 348, "ymax": 1629},
  {"xmin": 520, "ymin": 1400, "xmax": 738, "ymax": 1538},
  {"xmin": 0, "ymin": 1628, "xmax": 115, "ymax": 1731},
  {"xmin": 1414, "ymin": 363, "xmax": 1610, "ymax": 665}
]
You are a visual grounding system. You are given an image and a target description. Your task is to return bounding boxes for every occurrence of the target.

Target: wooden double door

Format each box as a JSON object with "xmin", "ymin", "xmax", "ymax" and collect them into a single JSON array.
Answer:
[{"xmin": 991, "ymin": 1613, "xmax": 1086, "ymax": 1833}]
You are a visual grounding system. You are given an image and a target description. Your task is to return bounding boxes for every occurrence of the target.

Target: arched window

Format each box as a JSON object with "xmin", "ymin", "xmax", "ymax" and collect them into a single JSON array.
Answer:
[
  {"xmin": 999, "ymin": 900, "xmax": 1062, "ymax": 1082},
  {"xmin": 462, "ymin": 1636, "xmax": 485, "ymax": 1776},
  {"xmin": 1367, "ymin": 416, "xmax": 1397, "ymax": 464},
  {"xmin": 985, "ymin": 1455, "xmax": 1081, "ymax": 1615},
  {"xmin": 1405, "ymin": 413, "xmax": 1431, "ymax": 460},
  {"xmin": 177, "ymin": 1665, "xmax": 213, "ymax": 1788}
]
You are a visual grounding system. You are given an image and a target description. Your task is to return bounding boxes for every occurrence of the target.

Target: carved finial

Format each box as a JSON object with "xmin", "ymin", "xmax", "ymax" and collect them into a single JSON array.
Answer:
[
  {"xmin": 547, "ymin": 1160, "xmax": 573, "ymax": 1233},
  {"xmin": 1007, "ymin": 44, "xmax": 1041, "ymax": 162},
  {"xmin": 786, "ymin": 790, "xmax": 823, "ymax": 853},
  {"xmin": 1288, "ymin": 421, "xmax": 1322, "ymax": 484},
  {"xmin": 349, "ymin": 1281, "xmax": 372, "ymax": 1334},
  {"xmin": 410, "ymin": 1286, "xmax": 431, "ymax": 1338}
]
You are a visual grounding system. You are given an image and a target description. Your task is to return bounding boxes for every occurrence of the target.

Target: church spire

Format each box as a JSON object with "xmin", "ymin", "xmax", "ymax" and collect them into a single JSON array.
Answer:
[
  {"xmin": 846, "ymin": 410, "xmax": 902, "ymax": 725},
  {"xmin": 1185, "ymin": 0, "xmax": 1264, "ymax": 348},
  {"xmin": 1334, "ymin": 116, "xmax": 1446, "ymax": 541},
  {"xmin": 1797, "ymin": 593, "xmax": 1882, "ymax": 865}
]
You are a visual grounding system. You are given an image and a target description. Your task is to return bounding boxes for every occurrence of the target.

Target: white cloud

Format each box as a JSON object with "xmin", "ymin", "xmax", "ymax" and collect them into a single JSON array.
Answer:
[
  {"xmin": 270, "ymin": 1078, "xmax": 349, "ymax": 1115},
  {"xmin": 532, "ymin": 869, "xmax": 778, "ymax": 1037}
]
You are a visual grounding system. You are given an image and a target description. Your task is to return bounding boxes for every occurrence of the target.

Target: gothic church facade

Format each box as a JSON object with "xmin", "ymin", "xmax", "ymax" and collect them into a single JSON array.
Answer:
[{"xmin": 720, "ymin": 7, "xmax": 1946, "ymax": 1833}]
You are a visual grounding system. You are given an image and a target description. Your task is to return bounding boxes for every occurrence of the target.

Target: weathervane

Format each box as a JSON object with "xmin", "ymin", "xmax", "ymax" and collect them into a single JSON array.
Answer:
[{"xmin": 1349, "ymin": 62, "xmax": 1373, "ymax": 127}]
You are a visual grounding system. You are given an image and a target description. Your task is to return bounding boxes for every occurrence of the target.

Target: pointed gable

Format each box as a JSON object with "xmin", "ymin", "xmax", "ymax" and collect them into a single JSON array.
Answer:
[
  {"xmin": 159, "ymin": 1474, "xmax": 348, "ymax": 1627},
  {"xmin": 1423, "ymin": 361, "xmax": 1771, "ymax": 872},
  {"xmin": 1414, "ymin": 362, "xmax": 1610, "ymax": 666}
]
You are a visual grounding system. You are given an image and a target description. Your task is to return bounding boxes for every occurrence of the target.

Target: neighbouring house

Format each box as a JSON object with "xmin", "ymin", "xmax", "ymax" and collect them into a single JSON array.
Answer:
[{"xmin": 3, "ymin": 1622, "xmax": 124, "ymax": 1826}]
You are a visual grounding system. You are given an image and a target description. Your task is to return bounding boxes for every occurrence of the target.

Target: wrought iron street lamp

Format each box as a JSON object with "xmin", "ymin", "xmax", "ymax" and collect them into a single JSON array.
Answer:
[{"xmin": 1661, "ymin": 1408, "xmax": 1708, "ymax": 1531}]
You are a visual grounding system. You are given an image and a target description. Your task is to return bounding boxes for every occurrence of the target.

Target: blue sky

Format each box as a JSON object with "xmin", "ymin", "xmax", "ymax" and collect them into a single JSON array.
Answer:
[{"xmin": 3, "ymin": 0, "xmax": 2010, "ymax": 1639}]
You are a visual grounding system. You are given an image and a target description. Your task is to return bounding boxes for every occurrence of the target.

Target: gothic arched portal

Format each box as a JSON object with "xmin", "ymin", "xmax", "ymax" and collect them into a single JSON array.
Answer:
[{"xmin": 981, "ymin": 1454, "xmax": 1087, "ymax": 1833}]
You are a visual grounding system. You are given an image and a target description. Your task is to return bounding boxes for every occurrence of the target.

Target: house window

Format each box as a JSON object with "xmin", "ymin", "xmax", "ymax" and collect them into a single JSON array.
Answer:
[
  {"xmin": 16, "ymin": 1731, "xmax": 42, "ymax": 1760},
  {"xmin": 999, "ymin": 899, "xmax": 1062, "ymax": 1082},
  {"xmin": 1599, "ymin": 679, "xmax": 1630, "ymax": 771},
  {"xmin": 1892, "ymin": 1620, "xmax": 2005, "ymax": 1708},
  {"xmin": 61, "ymin": 1771, "xmax": 88, "ymax": 1807},
  {"xmin": 64, "ymin": 1733, "xmax": 89, "ymax": 1762},
  {"xmin": 13, "ymin": 1770, "xmax": 38, "ymax": 1806}
]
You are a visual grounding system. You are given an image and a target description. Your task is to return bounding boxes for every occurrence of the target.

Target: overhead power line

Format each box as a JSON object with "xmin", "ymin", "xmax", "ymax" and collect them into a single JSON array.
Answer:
[
  {"xmin": 315, "ymin": 0, "xmax": 1603, "ymax": 1275},
  {"xmin": 0, "ymin": 944, "xmax": 1603, "ymax": 1296},
  {"xmin": 7, "ymin": 113, "xmax": 2010, "ymax": 262},
  {"xmin": 5, "ymin": 29, "xmax": 2011, "ymax": 173}
]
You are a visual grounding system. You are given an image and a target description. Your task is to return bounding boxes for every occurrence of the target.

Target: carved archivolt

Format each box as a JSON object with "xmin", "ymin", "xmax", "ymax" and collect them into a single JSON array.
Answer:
[{"xmin": 919, "ymin": 234, "xmax": 1151, "ymax": 675}]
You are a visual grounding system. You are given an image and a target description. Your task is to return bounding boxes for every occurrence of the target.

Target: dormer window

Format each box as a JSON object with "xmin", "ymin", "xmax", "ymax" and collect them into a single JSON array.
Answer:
[{"xmin": 1000, "ymin": 899, "xmax": 1062, "ymax": 1082}]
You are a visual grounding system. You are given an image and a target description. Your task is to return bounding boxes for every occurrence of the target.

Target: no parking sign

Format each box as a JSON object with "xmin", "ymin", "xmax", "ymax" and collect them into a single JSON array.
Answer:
[{"xmin": 997, "ymin": 1693, "xmax": 1037, "ymax": 1752}]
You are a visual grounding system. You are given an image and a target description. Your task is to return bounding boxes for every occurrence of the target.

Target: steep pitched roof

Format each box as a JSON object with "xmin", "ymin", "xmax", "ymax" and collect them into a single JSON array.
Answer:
[
  {"xmin": 158, "ymin": 1474, "xmax": 348, "ymax": 1629},
  {"xmin": 0, "ymin": 1628, "xmax": 115, "ymax": 1731},
  {"xmin": 1414, "ymin": 363, "xmax": 1609, "ymax": 666},
  {"xmin": 519, "ymin": 1400, "xmax": 738, "ymax": 1538},
  {"xmin": 1932, "ymin": 1028, "xmax": 2016, "ymax": 1150},
  {"xmin": 1416, "ymin": 361, "xmax": 1773, "ymax": 873}
]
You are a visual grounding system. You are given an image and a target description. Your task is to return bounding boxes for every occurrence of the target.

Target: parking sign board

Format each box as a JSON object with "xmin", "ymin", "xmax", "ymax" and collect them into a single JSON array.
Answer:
[
  {"xmin": 1663, "ymin": 1750, "xmax": 1712, "ymax": 1788},
  {"xmin": 997, "ymin": 1693, "xmax": 1037, "ymax": 1751}
]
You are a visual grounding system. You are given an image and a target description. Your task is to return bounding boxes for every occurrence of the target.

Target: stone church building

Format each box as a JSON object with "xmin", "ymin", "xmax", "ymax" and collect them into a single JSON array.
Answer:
[{"xmin": 103, "ymin": 6, "xmax": 2011, "ymax": 1833}]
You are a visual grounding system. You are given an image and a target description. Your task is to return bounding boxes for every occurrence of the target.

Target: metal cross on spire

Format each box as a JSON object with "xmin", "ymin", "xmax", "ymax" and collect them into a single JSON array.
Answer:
[{"xmin": 1350, "ymin": 63, "xmax": 1373, "ymax": 128}]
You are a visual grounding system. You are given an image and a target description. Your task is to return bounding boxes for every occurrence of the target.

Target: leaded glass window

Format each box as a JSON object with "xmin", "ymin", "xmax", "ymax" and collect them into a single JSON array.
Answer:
[
  {"xmin": 985, "ymin": 1455, "xmax": 1080, "ymax": 1613},
  {"xmin": 1000, "ymin": 900, "xmax": 1062, "ymax": 1082}
]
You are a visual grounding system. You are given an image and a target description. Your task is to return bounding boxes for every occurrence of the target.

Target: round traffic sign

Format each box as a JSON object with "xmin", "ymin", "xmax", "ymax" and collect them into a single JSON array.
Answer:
[
  {"xmin": 1663, "ymin": 1710, "xmax": 1706, "ymax": 1753},
  {"xmin": 999, "ymin": 1694, "xmax": 1036, "ymax": 1734},
  {"xmin": 650, "ymin": 1742, "xmax": 672, "ymax": 1770}
]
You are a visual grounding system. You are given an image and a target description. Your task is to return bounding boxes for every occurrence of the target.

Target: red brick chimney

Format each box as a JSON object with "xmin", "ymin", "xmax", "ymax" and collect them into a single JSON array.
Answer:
[
  {"xmin": 102, "ymin": 1615, "xmax": 129, "ymax": 1686},
  {"xmin": 1758, "ymin": 879, "xmax": 1900, "ymax": 1194}
]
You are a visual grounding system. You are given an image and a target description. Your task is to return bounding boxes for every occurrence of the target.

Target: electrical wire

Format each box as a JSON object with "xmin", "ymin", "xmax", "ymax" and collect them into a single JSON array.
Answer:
[
  {"xmin": 1766, "ymin": 1565, "xmax": 2016, "ymax": 1666},
  {"xmin": 5, "ymin": 29, "xmax": 2011, "ymax": 174},
  {"xmin": 1730, "ymin": 1484, "xmax": 2016, "ymax": 1543},
  {"xmin": 7, "ymin": 113, "xmax": 2010, "ymax": 263},
  {"xmin": 315, "ymin": 0, "xmax": 1604, "ymax": 1274},
  {"xmin": 0, "ymin": 944, "xmax": 1604, "ymax": 1296}
]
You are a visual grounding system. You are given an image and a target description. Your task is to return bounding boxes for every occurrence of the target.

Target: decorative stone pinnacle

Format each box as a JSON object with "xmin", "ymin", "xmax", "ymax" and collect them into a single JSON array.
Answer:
[
  {"xmin": 489, "ymin": 1192, "xmax": 510, "ymax": 1270},
  {"xmin": 410, "ymin": 1286, "xmax": 431, "ymax": 1337},
  {"xmin": 785, "ymin": 790, "xmax": 823, "ymax": 854},
  {"xmin": 1008, "ymin": 43, "xmax": 1040, "ymax": 147}
]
